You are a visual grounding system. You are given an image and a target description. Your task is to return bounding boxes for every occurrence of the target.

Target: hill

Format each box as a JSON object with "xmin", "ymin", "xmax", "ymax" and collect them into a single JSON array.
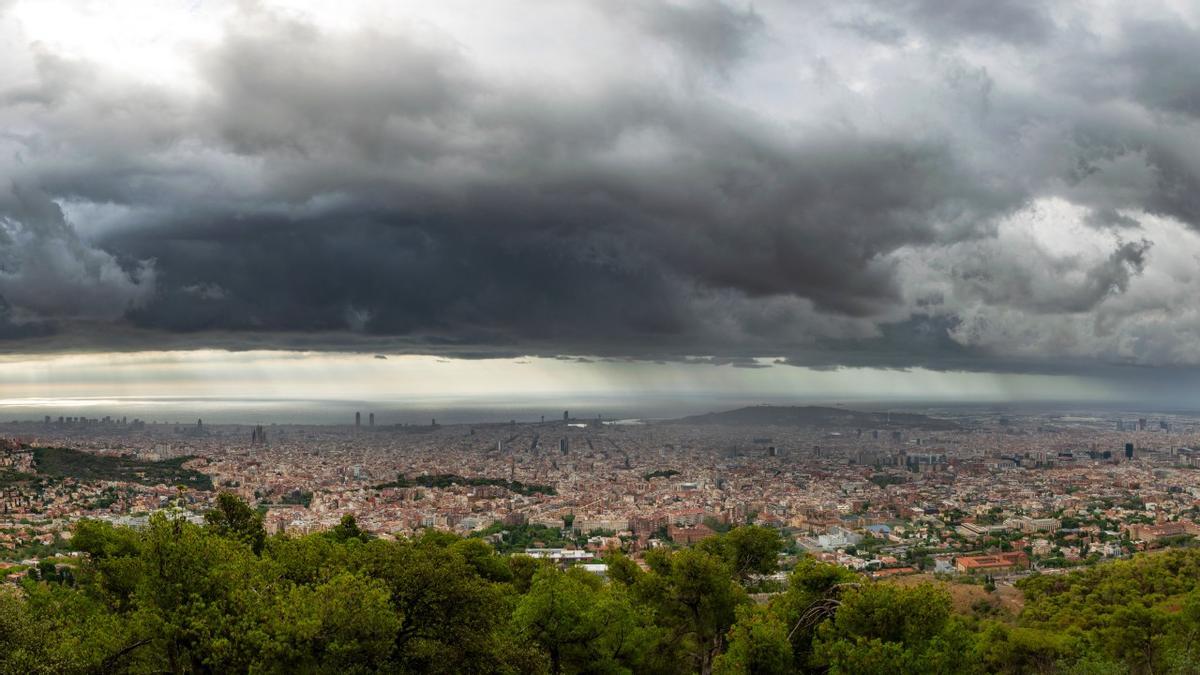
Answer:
[
  {"xmin": 32, "ymin": 446, "xmax": 213, "ymax": 490},
  {"xmin": 674, "ymin": 405, "xmax": 959, "ymax": 430}
]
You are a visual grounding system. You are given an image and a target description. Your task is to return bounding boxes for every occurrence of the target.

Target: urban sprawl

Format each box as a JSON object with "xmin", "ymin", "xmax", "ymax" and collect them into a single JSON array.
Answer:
[{"xmin": 4, "ymin": 406, "xmax": 1200, "ymax": 583}]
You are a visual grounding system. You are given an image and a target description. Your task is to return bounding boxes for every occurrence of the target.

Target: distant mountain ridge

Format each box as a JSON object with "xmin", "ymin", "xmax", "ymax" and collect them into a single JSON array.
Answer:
[{"xmin": 673, "ymin": 405, "xmax": 959, "ymax": 430}]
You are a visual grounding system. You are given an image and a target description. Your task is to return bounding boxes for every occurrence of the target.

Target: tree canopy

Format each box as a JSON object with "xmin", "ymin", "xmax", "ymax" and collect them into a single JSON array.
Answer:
[{"xmin": 5, "ymin": 496, "xmax": 1200, "ymax": 674}]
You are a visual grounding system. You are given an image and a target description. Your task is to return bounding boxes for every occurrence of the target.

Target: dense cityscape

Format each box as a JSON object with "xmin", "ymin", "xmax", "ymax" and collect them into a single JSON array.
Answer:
[{"xmin": 6, "ymin": 405, "xmax": 1200, "ymax": 583}]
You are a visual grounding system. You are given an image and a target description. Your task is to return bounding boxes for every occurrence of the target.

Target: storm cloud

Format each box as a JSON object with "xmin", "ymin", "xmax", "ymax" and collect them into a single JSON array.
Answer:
[{"xmin": 3, "ymin": 0, "xmax": 1200, "ymax": 374}]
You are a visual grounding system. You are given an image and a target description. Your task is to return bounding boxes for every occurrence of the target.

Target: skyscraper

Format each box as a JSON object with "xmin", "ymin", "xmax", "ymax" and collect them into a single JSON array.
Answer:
[
  {"xmin": 355, "ymin": 412, "xmax": 361, "ymax": 427},
  {"xmin": 1125, "ymin": 443, "xmax": 1134, "ymax": 460},
  {"xmin": 563, "ymin": 410, "xmax": 569, "ymax": 421},
  {"xmin": 369, "ymin": 412, "xmax": 374, "ymax": 427}
]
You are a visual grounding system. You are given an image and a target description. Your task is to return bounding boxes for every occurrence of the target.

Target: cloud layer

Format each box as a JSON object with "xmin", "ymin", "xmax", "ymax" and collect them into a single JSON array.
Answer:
[{"xmin": 3, "ymin": 0, "xmax": 1200, "ymax": 373}]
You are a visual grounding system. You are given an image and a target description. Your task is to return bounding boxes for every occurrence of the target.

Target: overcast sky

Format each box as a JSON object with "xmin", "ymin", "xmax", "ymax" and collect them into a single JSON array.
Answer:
[{"xmin": 3, "ymin": 0, "xmax": 1200, "ymax": 406}]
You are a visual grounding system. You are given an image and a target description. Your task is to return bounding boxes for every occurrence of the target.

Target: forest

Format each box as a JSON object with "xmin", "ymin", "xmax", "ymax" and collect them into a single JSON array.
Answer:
[
  {"xmin": 372, "ymin": 473, "xmax": 556, "ymax": 496},
  {"xmin": 31, "ymin": 447, "xmax": 213, "ymax": 491},
  {"xmin": 3, "ymin": 493, "xmax": 1200, "ymax": 674}
]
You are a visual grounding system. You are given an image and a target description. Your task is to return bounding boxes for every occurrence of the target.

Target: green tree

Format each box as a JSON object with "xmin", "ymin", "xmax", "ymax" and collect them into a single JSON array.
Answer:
[
  {"xmin": 973, "ymin": 622, "xmax": 1072, "ymax": 674},
  {"xmin": 714, "ymin": 605, "xmax": 792, "ymax": 675},
  {"xmin": 328, "ymin": 514, "xmax": 370, "ymax": 543},
  {"xmin": 204, "ymin": 492, "xmax": 267, "ymax": 555},
  {"xmin": 70, "ymin": 518, "xmax": 146, "ymax": 611},
  {"xmin": 451, "ymin": 537, "xmax": 514, "ymax": 583},
  {"xmin": 813, "ymin": 583, "xmax": 978, "ymax": 675},
  {"xmin": 256, "ymin": 572, "xmax": 398, "ymax": 673},
  {"xmin": 352, "ymin": 537, "xmax": 506, "ymax": 673},
  {"xmin": 0, "ymin": 582, "xmax": 131, "ymax": 674},
  {"xmin": 514, "ymin": 567, "xmax": 653, "ymax": 673},
  {"xmin": 1101, "ymin": 603, "xmax": 1169, "ymax": 672},
  {"xmin": 699, "ymin": 526, "xmax": 783, "ymax": 583},
  {"xmin": 508, "ymin": 554, "xmax": 543, "ymax": 594},
  {"xmin": 266, "ymin": 532, "xmax": 353, "ymax": 585},
  {"xmin": 637, "ymin": 547, "xmax": 747, "ymax": 674},
  {"xmin": 771, "ymin": 556, "xmax": 858, "ymax": 671},
  {"xmin": 133, "ymin": 510, "xmax": 275, "ymax": 672}
]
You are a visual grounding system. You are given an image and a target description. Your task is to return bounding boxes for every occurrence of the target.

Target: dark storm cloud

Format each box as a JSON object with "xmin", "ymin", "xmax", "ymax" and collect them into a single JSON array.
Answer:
[
  {"xmin": 1107, "ymin": 20, "xmax": 1200, "ymax": 119},
  {"xmin": 114, "ymin": 204, "xmax": 693, "ymax": 346},
  {"xmin": 76, "ymin": 6, "xmax": 1015, "ymax": 355},
  {"xmin": 0, "ymin": 183, "xmax": 155, "ymax": 320},
  {"xmin": 4, "ymin": 0, "xmax": 1200, "ymax": 372},
  {"xmin": 651, "ymin": 133, "xmax": 1017, "ymax": 316},
  {"xmin": 677, "ymin": 356, "xmax": 769, "ymax": 369},
  {"xmin": 773, "ymin": 315, "xmax": 1030, "ymax": 373}
]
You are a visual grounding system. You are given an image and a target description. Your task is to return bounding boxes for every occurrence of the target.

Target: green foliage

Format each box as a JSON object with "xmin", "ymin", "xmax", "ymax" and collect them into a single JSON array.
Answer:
[
  {"xmin": 973, "ymin": 622, "xmax": 1075, "ymax": 674},
  {"xmin": 0, "ymin": 581, "xmax": 131, "ymax": 674},
  {"xmin": 471, "ymin": 522, "xmax": 571, "ymax": 553},
  {"xmin": 0, "ymin": 469, "xmax": 38, "ymax": 488},
  {"xmin": 452, "ymin": 537, "xmax": 515, "ymax": 583},
  {"xmin": 704, "ymin": 516, "xmax": 734, "ymax": 534},
  {"xmin": 31, "ymin": 447, "xmax": 212, "ymax": 490},
  {"xmin": 5, "ymin": 499, "xmax": 531, "ymax": 673},
  {"xmin": 260, "ymin": 572, "xmax": 398, "ymax": 673},
  {"xmin": 204, "ymin": 491, "xmax": 267, "ymax": 554},
  {"xmin": 812, "ymin": 584, "xmax": 976, "ymax": 675},
  {"xmin": 373, "ymin": 473, "xmax": 556, "ymax": 496},
  {"xmin": 771, "ymin": 555, "xmax": 859, "ymax": 670},
  {"xmin": 697, "ymin": 525, "xmax": 783, "ymax": 582},
  {"xmin": 635, "ymin": 546, "xmax": 749, "ymax": 673},
  {"xmin": 643, "ymin": 469, "xmax": 680, "ymax": 481},
  {"xmin": 513, "ymin": 566, "xmax": 655, "ymax": 674},
  {"xmin": 713, "ymin": 605, "xmax": 792, "ymax": 675},
  {"xmin": 11, "ymin": 497, "xmax": 1200, "ymax": 674},
  {"xmin": 328, "ymin": 514, "xmax": 371, "ymax": 543},
  {"xmin": 1018, "ymin": 548, "xmax": 1200, "ymax": 633}
]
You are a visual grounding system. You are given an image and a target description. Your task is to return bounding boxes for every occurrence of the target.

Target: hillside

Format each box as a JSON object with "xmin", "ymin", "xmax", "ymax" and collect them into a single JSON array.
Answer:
[
  {"xmin": 32, "ymin": 447, "xmax": 213, "ymax": 490},
  {"xmin": 674, "ymin": 405, "xmax": 959, "ymax": 430},
  {"xmin": 4, "ymin": 506, "xmax": 1199, "ymax": 674}
]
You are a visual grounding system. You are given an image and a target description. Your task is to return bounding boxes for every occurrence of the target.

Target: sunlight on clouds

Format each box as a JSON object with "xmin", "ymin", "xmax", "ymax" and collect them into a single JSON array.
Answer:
[{"xmin": 0, "ymin": 350, "xmax": 1111, "ymax": 408}]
